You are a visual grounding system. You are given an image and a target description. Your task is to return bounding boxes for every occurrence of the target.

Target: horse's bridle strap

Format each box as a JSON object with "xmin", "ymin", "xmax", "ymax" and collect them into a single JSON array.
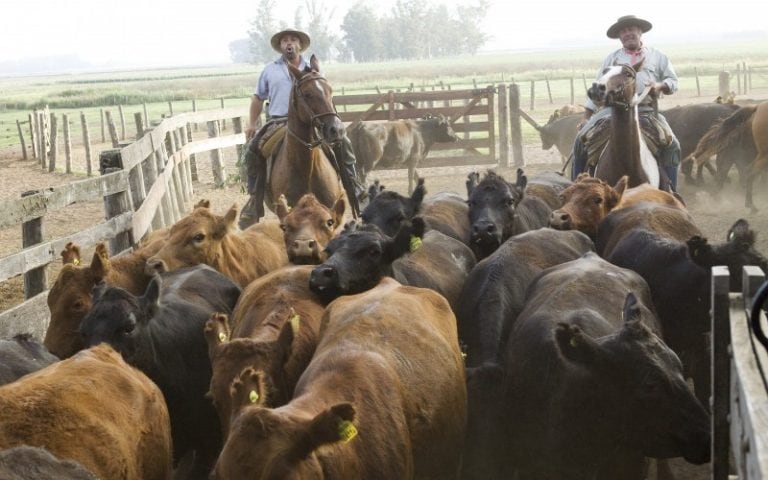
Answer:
[{"xmin": 289, "ymin": 74, "xmax": 341, "ymax": 150}]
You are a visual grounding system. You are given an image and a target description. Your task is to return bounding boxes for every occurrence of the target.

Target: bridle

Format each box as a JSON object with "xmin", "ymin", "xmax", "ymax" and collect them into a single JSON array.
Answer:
[
  {"xmin": 286, "ymin": 72, "xmax": 342, "ymax": 150},
  {"xmin": 604, "ymin": 65, "xmax": 652, "ymax": 111}
]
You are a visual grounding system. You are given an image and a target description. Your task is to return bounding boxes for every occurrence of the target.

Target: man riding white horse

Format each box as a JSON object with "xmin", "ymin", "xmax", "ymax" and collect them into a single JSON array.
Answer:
[{"xmin": 571, "ymin": 15, "xmax": 681, "ymax": 191}]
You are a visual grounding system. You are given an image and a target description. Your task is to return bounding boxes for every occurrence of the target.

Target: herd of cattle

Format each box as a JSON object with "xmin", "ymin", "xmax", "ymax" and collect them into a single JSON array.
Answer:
[{"xmin": 1, "ymin": 135, "xmax": 768, "ymax": 479}]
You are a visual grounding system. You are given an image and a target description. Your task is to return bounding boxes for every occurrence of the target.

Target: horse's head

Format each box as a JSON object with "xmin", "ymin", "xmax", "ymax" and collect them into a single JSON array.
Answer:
[
  {"xmin": 588, "ymin": 61, "xmax": 641, "ymax": 110},
  {"xmin": 287, "ymin": 55, "xmax": 345, "ymax": 145}
]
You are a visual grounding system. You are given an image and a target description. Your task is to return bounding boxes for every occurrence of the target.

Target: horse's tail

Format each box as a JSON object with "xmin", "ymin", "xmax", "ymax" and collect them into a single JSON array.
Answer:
[{"xmin": 686, "ymin": 105, "xmax": 757, "ymax": 167}]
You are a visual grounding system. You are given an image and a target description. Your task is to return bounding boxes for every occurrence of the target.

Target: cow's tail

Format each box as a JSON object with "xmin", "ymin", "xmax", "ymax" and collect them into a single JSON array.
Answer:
[{"xmin": 686, "ymin": 105, "xmax": 757, "ymax": 168}]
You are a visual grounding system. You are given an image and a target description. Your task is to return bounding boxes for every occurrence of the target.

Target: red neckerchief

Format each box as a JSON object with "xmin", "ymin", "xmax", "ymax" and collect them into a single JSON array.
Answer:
[{"xmin": 623, "ymin": 43, "xmax": 646, "ymax": 67}]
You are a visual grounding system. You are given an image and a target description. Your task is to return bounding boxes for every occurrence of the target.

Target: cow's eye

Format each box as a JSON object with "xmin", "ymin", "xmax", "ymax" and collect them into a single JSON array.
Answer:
[
  {"xmin": 193, "ymin": 233, "xmax": 205, "ymax": 242},
  {"xmin": 122, "ymin": 322, "xmax": 135, "ymax": 335},
  {"xmin": 594, "ymin": 197, "xmax": 603, "ymax": 205},
  {"xmin": 368, "ymin": 246, "xmax": 381, "ymax": 257},
  {"xmin": 506, "ymin": 198, "xmax": 514, "ymax": 206},
  {"xmin": 326, "ymin": 219, "xmax": 335, "ymax": 228},
  {"xmin": 280, "ymin": 224, "xmax": 287, "ymax": 231}
]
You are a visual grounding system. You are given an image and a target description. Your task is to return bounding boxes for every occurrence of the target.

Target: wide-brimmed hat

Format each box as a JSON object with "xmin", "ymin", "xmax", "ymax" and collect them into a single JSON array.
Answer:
[
  {"xmin": 270, "ymin": 29, "xmax": 311, "ymax": 53},
  {"xmin": 606, "ymin": 15, "xmax": 652, "ymax": 39}
]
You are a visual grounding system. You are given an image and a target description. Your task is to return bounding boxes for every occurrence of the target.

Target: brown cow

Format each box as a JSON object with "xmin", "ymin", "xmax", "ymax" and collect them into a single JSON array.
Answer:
[
  {"xmin": 0, "ymin": 344, "xmax": 173, "ymax": 480},
  {"xmin": 276, "ymin": 194, "xmax": 346, "ymax": 265},
  {"xmin": 146, "ymin": 204, "xmax": 288, "ymax": 287},
  {"xmin": 349, "ymin": 114, "xmax": 458, "ymax": 193},
  {"xmin": 212, "ymin": 278, "xmax": 466, "ymax": 480},
  {"xmin": 205, "ymin": 265, "xmax": 325, "ymax": 434},
  {"xmin": 45, "ymin": 238, "xmax": 165, "ymax": 359},
  {"xmin": 550, "ymin": 174, "xmax": 685, "ymax": 239}
]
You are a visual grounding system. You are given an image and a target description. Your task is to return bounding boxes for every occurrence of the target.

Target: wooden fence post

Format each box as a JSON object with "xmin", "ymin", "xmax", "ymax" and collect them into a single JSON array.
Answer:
[
  {"xmin": 192, "ymin": 99, "xmax": 198, "ymax": 131},
  {"xmin": 16, "ymin": 120, "xmax": 28, "ymax": 160},
  {"xmin": 143, "ymin": 103, "xmax": 149, "ymax": 129},
  {"xmin": 29, "ymin": 113, "xmax": 38, "ymax": 160},
  {"xmin": 168, "ymin": 101, "xmax": 174, "ymax": 117},
  {"xmin": 21, "ymin": 190, "xmax": 47, "ymax": 299},
  {"xmin": 134, "ymin": 112, "xmax": 145, "ymax": 140},
  {"xmin": 153, "ymin": 138, "xmax": 173, "ymax": 227},
  {"xmin": 694, "ymin": 67, "xmax": 701, "ymax": 97},
  {"xmin": 178, "ymin": 124, "xmax": 194, "ymax": 200},
  {"xmin": 81, "ymin": 112, "xmax": 94, "ymax": 176},
  {"xmin": 742, "ymin": 61, "xmax": 748, "ymax": 94},
  {"xmin": 101, "ymin": 156, "xmax": 134, "ymax": 254},
  {"xmin": 232, "ymin": 117, "xmax": 246, "ymax": 186},
  {"xmin": 710, "ymin": 266, "xmax": 731, "ymax": 480},
  {"xmin": 105, "ymin": 110, "xmax": 119, "ymax": 148},
  {"xmin": 37, "ymin": 111, "xmax": 47, "ymax": 170},
  {"xmin": 220, "ymin": 98, "xmax": 226, "ymax": 130},
  {"xmin": 100, "ymin": 108, "xmax": 106, "ymax": 142},
  {"xmin": 143, "ymin": 132, "xmax": 164, "ymax": 231},
  {"xmin": 509, "ymin": 83, "xmax": 524, "ymax": 167},
  {"xmin": 718, "ymin": 71, "xmax": 731, "ymax": 98},
  {"xmin": 207, "ymin": 120, "xmax": 226, "ymax": 187},
  {"xmin": 117, "ymin": 104, "xmax": 126, "ymax": 140},
  {"xmin": 545, "ymin": 76, "xmax": 553, "ymax": 104},
  {"xmin": 570, "ymin": 77, "xmax": 575, "ymax": 105},
  {"xmin": 48, "ymin": 113, "xmax": 58, "ymax": 172},
  {"xmin": 498, "ymin": 84, "xmax": 509, "ymax": 168},
  {"xmin": 529, "ymin": 80, "xmax": 535, "ymax": 111},
  {"xmin": 186, "ymin": 126, "xmax": 198, "ymax": 182},
  {"xmin": 161, "ymin": 133, "xmax": 182, "ymax": 222},
  {"xmin": 63, "ymin": 114, "xmax": 72, "ymax": 173}
]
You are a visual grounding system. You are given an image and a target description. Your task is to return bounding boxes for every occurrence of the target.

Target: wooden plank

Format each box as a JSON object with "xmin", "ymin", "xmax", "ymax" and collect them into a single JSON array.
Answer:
[
  {"xmin": 120, "ymin": 134, "xmax": 155, "ymax": 171},
  {"xmin": 132, "ymin": 151, "xmax": 176, "ymax": 240},
  {"xmin": 63, "ymin": 114, "xmax": 72, "ymax": 173},
  {"xmin": 0, "ymin": 171, "xmax": 128, "ymax": 229},
  {"xmin": 81, "ymin": 111, "xmax": 94, "ymax": 176},
  {"xmin": 16, "ymin": 119, "xmax": 28, "ymax": 160},
  {"xmin": 711, "ymin": 265, "xmax": 732, "ymax": 480},
  {"xmin": 431, "ymin": 138, "xmax": 490, "ymax": 150},
  {"xmin": 21, "ymin": 191, "xmax": 46, "ymax": 299},
  {"xmin": 340, "ymin": 105, "xmax": 488, "ymax": 123},
  {"xmin": 0, "ymin": 212, "xmax": 133, "ymax": 284},
  {"xmin": 0, "ymin": 291, "xmax": 50, "ymax": 341},
  {"xmin": 420, "ymin": 155, "xmax": 496, "ymax": 168},
  {"xmin": 335, "ymin": 89, "xmax": 486, "ymax": 105}
]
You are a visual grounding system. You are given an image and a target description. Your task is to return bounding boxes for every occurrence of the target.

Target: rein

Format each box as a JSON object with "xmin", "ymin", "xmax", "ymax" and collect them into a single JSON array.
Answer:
[{"xmin": 286, "ymin": 73, "xmax": 341, "ymax": 151}]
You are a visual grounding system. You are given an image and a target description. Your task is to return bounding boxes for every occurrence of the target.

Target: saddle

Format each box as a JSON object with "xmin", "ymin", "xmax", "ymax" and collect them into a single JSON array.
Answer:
[
  {"xmin": 247, "ymin": 121, "xmax": 287, "ymax": 183},
  {"xmin": 582, "ymin": 113, "xmax": 674, "ymax": 167}
]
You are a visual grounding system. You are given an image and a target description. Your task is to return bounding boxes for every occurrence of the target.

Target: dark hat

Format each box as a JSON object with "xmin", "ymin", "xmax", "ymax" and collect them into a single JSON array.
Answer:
[
  {"xmin": 606, "ymin": 15, "xmax": 652, "ymax": 39},
  {"xmin": 270, "ymin": 29, "xmax": 311, "ymax": 53}
]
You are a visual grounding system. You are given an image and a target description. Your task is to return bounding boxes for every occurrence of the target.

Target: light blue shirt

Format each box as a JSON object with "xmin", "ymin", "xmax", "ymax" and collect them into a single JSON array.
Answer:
[
  {"xmin": 255, "ymin": 56, "xmax": 308, "ymax": 118},
  {"xmin": 584, "ymin": 46, "xmax": 678, "ymax": 112}
]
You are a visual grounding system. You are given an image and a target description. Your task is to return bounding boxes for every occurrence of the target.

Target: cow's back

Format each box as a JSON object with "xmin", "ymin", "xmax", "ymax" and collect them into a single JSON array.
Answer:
[
  {"xmin": 0, "ymin": 334, "xmax": 58, "ymax": 386},
  {"xmin": 0, "ymin": 344, "xmax": 172, "ymax": 480},
  {"xmin": 421, "ymin": 192, "xmax": 471, "ymax": 245}
]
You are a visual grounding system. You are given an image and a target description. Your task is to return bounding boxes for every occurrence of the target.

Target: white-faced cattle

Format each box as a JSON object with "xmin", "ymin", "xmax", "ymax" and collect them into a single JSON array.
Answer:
[
  {"xmin": 0, "ymin": 334, "xmax": 58, "ymax": 386},
  {"xmin": 466, "ymin": 169, "xmax": 552, "ymax": 259},
  {"xmin": 480, "ymin": 254, "xmax": 710, "ymax": 478},
  {"xmin": 276, "ymin": 194, "xmax": 346, "ymax": 265},
  {"xmin": 212, "ymin": 278, "xmax": 467, "ymax": 480},
  {"xmin": 309, "ymin": 218, "xmax": 475, "ymax": 311},
  {"xmin": 0, "ymin": 344, "xmax": 173, "ymax": 480},
  {"xmin": 79, "ymin": 265, "xmax": 241, "ymax": 479},
  {"xmin": 145, "ymin": 203, "xmax": 288, "ymax": 287},
  {"xmin": 45, "ymin": 239, "xmax": 163, "ymax": 359},
  {"xmin": 205, "ymin": 265, "xmax": 326, "ymax": 434}
]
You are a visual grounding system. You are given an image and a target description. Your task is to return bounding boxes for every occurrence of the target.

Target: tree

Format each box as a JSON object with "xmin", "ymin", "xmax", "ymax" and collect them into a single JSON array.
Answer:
[
  {"xmin": 389, "ymin": 0, "xmax": 429, "ymax": 59},
  {"xmin": 247, "ymin": 0, "xmax": 279, "ymax": 63},
  {"xmin": 304, "ymin": 0, "xmax": 338, "ymax": 61},
  {"xmin": 455, "ymin": 0, "xmax": 490, "ymax": 54},
  {"xmin": 340, "ymin": 1, "xmax": 383, "ymax": 62},
  {"xmin": 229, "ymin": 38, "xmax": 253, "ymax": 64}
]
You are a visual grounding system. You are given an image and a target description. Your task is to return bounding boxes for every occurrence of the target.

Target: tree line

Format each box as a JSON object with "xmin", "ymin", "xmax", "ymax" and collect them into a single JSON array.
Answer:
[{"xmin": 229, "ymin": 0, "xmax": 490, "ymax": 64}]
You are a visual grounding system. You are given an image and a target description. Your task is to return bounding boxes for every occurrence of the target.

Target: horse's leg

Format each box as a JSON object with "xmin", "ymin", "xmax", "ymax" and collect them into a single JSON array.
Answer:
[{"xmin": 747, "ymin": 153, "xmax": 768, "ymax": 213}]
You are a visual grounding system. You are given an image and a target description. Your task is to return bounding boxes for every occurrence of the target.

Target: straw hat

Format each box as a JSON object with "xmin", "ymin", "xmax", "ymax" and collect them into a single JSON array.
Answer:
[
  {"xmin": 270, "ymin": 29, "xmax": 311, "ymax": 53},
  {"xmin": 606, "ymin": 15, "xmax": 652, "ymax": 39}
]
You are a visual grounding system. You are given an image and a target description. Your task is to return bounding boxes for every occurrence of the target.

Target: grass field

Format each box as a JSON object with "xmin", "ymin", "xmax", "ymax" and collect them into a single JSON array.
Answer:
[{"xmin": 2, "ymin": 38, "xmax": 768, "ymax": 150}]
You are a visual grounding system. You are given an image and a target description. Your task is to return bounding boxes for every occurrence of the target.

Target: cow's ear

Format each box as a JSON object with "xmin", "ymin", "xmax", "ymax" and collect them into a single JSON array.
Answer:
[
  {"xmin": 687, "ymin": 235, "xmax": 714, "ymax": 266},
  {"xmin": 61, "ymin": 242, "xmax": 82, "ymax": 266},
  {"xmin": 727, "ymin": 218, "xmax": 755, "ymax": 247},
  {"xmin": 91, "ymin": 281, "xmax": 108, "ymax": 303},
  {"xmin": 276, "ymin": 195, "xmax": 291, "ymax": 222},
  {"xmin": 411, "ymin": 177, "xmax": 426, "ymax": 210},
  {"xmin": 332, "ymin": 197, "xmax": 346, "ymax": 227},
  {"xmin": 204, "ymin": 312, "xmax": 231, "ymax": 353},
  {"xmin": 621, "ymin": 292, "xmax": 642, "ymax": 324},
  {"xmin": 141, "ymin": 276, "xmax": 162, "ymax": 318},
  {"xmin": 216, "ymin": 204, "xmax": 239, "ymax": 237},
  {"xmin": 91, "ymin": 243, "xmax": 111, "ymax": 281},
  {"xmin": 293, "ymin": 403, "xmax": 357, "ymax": 459},
  {"xmin": 194, "ymin": 199, "xmax": 211, "ymax": 209},
  {"xmin": 230, "ymin": 367, "xmax": 267, "ymax": 412},
  {"xmin": 384, "ymin": 222, "xmax": 413, "ymax": 262},
  {"xmin": 309, "ymin": 54, "xmax": 320, "ymax": 73},
  {"xmin": 610, "ymin": 176, "xmax": 628, "ymax": 208},
  {"xmin": 273, "ymin": 314, "xmax": 297, "ymax": 368},
  {"xmin": 515, "ymin": 168, "xmax": 527, "ymax": 191},
  {"xmin": 368, "ymin": 180, "xmax": 384, "ymax": 201},
  {"xmin": 555, "ymin": 322, "xmax": 604, "ymax": 365}
]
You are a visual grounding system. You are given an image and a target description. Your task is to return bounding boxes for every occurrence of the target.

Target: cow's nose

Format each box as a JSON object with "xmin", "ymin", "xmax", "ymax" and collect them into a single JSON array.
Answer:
[
  {"xmin": 550, "ymin": 211, "xmax": 571, "ymax": 230},
  {"xmin": 145, "ymin": 258, "xmax": 167, "ymax": 275},
  {"xmin": 309, "ymin": 266, "xmax": 338, "ymax": 291},
  {"xmin": 472, "ymin": 221, "xmax": 496, "ymax": 235},
  {"xmin": 292, "ymin": 239, "xmax": 318, "ymax": 256}
]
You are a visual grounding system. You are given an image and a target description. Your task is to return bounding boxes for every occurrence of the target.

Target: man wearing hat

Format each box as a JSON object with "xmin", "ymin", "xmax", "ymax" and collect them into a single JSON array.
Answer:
[
  {"xmin": 239, "ymin": 29, "xmax": 363, "ymax": 228},
  {"xmin": 571, "ymin": 15, "xmax": 681, "ymax": 190}
]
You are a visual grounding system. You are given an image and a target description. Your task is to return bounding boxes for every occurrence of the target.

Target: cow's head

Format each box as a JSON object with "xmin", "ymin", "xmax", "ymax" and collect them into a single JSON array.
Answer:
[
  {"xmin": 554, "ymin": 293, "xmax": 710, "ymax": 464},
  {"xmin": 45, "ymin": 243, "xmax": 114, "ymax": 359},
  {"xmin": 204, "ymin": 313, "xmax": 296, "ymax": 435},
  {"xmin": 145, "ymin": 204, "xmax": 239, "ymax": 275},
  {"xmin": 419, "ymin": 113, "xmax": 459, "ymax": 144},
  {"xmin": 550, "ymin": 174, "xmax": 627, "ymax": 238},
  {"xmin": 467, "ymin": 170, "xmax": 525, "ymax": 259},
  {"xmin": 309, "ymin": 219, "xmax": 425, "ymax": 303},
  {"xmin": 360, "ymin": 177, "xmax": 426, "ymax": 237},
  {"xmin": 211, "ymin": 367, "xmax": 357, "ymax": 480},
  {"xmin": 687, "ymin": 219, "xmax": 768, "ymax": 290},
  {"xmin": 277, "ymin": 194, "xmax": 345, "ymax": 265}
]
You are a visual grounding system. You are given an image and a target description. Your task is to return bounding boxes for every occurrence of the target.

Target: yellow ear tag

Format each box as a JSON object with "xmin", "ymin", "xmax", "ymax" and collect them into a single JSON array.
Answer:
[
  {"xmin": 249, "ymin": 390, "xmax": 259, "ymax": 403},
  {"xmin": 569, "ymin": 337, "xmax": 578, "ymax": 348},
  {"xmin": 409, "ymin": 235, "xmax": 423, "ymax": 253},
  {"xmin": 289, "ymin": 309, "xmax": 301, "ymax": 335},
  {"xmin": 338, "ymin": 420, "xmax": 358, "ymax": 443},
  {"xmin": 72, "ymin": 258, "xmax": 81, "ymax": 266},
  {"xmin": 218, "ymin": 332, "xmax": 227, "ymax": 343}
]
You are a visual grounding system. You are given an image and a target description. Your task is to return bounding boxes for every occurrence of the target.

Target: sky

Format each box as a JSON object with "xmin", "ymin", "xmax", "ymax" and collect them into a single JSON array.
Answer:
[{"xmin": 1, "ymin": 0, "xmax": 766, "ymax": 71}]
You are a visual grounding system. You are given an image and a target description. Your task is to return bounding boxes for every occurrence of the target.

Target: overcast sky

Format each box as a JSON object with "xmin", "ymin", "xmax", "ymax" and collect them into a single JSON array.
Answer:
[{"xmin": 1, "ymin": 0, "xmax": 766, "ymax": 70}]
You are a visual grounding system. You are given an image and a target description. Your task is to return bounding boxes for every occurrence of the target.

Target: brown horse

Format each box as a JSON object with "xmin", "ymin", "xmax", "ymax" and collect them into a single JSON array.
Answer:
[
  {"xmin": 266, "ymin": 55, "xmax": 349, "ymax": 217},
  {"xmin": 687, "ymin": 101, "xmax": 768, "ymax": 212},
  {"xmin": 587, "ymin": 62, "xmax": 660, "ymax": 189}
]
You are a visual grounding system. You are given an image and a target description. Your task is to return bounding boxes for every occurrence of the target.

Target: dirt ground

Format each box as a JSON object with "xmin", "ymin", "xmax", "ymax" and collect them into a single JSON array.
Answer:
[{"xmin": 1, "ymin": 108, "xmax": 767, "ymax": 479}]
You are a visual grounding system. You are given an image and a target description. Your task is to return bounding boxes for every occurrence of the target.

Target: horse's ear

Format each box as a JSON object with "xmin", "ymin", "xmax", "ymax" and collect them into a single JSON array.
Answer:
[{"xmin": 309, "ymin": 54, "xmax": 320, "ymax": 73}]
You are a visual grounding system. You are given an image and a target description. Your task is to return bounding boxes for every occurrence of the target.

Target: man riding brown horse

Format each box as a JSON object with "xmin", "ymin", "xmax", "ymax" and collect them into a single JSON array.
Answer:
[
  {"xmin": 240, "ymin": 29, "xmax": 364, "ymax": 229},
  {"xmin": 570, "ymin": 15, "xmax": 682, "ymax": 191}
]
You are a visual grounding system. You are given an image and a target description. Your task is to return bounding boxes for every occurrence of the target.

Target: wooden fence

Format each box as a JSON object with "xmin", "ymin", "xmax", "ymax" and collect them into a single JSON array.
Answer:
[{"xmin": 0, "ymin": 106, "xmax": 247, "ymax": 340}]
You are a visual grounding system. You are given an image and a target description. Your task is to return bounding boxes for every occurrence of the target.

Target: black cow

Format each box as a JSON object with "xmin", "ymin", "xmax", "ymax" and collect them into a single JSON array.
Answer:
[
  {"xmin": 0, "ymin": 334, "xmax": 58, "ymax": 386},
  {"xmin": 0, "ymin": 446, "xmax": 97, "ymax": 480},
  {"xmin": 606, "ymin": 220, "xmax": 767, "ymax": 405},
  {"xmin": 361, "ymin": 177, "xmax": 470, "ymax": 245},
  {"xmin": 476, "ymin": 253, "xmax": 710, "ymax": 479},
  {"xmin": 309, "ymin": 218, "xmax": 475, "ymax": 310},
  {"xmin": 79, "ymin": 265, "xmax": 241, "ymax": 479},
  {"xmin": 466, "ymin": 169, "xmax": 552, "ymax": 259}
]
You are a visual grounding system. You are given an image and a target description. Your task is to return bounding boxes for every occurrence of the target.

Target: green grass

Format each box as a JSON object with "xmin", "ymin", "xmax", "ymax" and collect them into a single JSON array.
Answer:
[{"xmin": 2, "ymin": 38, "xmax": 767, "ymax": 149}]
